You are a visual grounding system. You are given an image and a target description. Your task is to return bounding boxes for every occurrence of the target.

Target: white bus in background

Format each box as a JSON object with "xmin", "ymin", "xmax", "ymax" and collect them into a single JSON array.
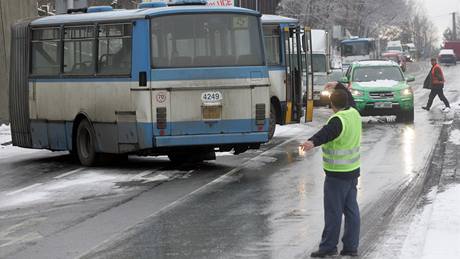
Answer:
[{"xmin": 340, "ymin": 37, "xmax": 379, "ymax": 71}]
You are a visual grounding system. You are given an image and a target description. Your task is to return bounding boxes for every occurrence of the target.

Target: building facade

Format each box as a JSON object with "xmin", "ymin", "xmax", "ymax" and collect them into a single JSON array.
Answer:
[{"xmin": 236, "ymin": 0, "xmax": 281, "ymax": 14}]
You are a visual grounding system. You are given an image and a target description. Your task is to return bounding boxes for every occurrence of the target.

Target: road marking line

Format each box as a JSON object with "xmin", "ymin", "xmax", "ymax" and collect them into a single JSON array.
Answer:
[
  {"xmin": 7, "ymin": 183, "xmax": 43, "ymax": 196},
  {"xmin": 54, "ymin": 168, "xmax": 85, "ymax": 179}
]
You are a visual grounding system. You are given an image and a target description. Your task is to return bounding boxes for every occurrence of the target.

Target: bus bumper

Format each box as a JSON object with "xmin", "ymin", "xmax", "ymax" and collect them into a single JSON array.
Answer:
[{"xmin": 154, "ymin": 132, "xmax": 269, "ymax": 147}]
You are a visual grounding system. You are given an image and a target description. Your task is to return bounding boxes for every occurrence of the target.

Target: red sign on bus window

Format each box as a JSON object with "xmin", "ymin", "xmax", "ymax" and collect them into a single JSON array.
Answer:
[{"xmin": 207, "ymin": 0, "xmax": 234, "ymax": 6}]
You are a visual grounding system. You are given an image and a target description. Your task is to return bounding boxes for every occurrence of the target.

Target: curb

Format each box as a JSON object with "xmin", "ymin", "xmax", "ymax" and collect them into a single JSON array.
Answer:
[{"xmin": 438, "ymin": 110, "xmax": 460, "ymax": 187}]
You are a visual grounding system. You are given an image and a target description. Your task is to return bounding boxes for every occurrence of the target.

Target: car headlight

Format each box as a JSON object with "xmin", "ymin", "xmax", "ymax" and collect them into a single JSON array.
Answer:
[
  {"xmin": 321, "ymin": 90, "xmax": 331, "ymax": 97},
  {"xmin": 351, "ymin": 89, "xmax": 363, "ymax": 97},
  {"xmin": 400, "ymin": 87, "xmax": 413, "ymax": 96}
]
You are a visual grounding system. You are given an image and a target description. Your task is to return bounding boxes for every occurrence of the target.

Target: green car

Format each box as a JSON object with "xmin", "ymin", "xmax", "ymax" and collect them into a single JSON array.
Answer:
[{"xmin": 341, "ymin": 60, "xmax": 415, "ymax": 123}]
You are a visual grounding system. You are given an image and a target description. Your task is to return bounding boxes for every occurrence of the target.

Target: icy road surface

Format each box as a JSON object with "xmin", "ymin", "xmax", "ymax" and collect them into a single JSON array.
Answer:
[{"xmin": 0, "ymin": 61, "xmax": 459, "ymax": 258}]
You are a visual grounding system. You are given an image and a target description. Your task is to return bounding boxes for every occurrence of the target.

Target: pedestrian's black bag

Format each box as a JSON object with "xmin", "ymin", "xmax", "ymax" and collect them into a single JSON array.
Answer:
[{"xmin": 423, "ymin": 72, "xmax": 431, "ymax": 89}]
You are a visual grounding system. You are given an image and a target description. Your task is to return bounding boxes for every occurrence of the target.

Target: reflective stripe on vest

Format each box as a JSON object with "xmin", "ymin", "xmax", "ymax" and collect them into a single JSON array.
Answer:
[
  {"xmin": 322, "ymin": 108, "xmax": 362, "ymax": 172},
  {"xmin": 322, "ymin": 146, "xmax": 360, "ymax": 156},
  {"xmin": 323, "ymin": 155, "xmax": 360, "ymax": 165}
]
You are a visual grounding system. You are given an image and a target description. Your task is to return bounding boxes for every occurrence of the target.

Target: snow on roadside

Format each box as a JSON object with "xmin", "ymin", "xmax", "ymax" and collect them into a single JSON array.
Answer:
[
  {"xmin": 448, "ymin": 129, "xmax": 460, "ymax": 145},
  {"xmin": 0, "ymin": 169, "xmax": 177, "ymax": 210},
  {"xmin": 0, "ymin": 123, "xmax": 11, "ymax": 145},
  {"xmin": 418, "ymin": 185, "xmax": 460, "ymax": 259}
]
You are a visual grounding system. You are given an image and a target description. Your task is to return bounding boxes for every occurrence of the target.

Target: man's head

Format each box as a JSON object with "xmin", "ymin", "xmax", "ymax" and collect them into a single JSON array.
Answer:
[
  {"xmin": 431, "ymin": 58, "xmax": 437, "ymax": 66},
  {"xmin": 330, "ymin": 88, "xmax": 349, "ymax": 112}
]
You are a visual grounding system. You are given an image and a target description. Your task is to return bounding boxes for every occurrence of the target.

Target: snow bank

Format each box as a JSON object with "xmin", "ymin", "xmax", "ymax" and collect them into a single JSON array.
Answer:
[
  {"xmin": 448, "ymin": 129, "xmax": 460, "ymax": 145},
  {"xmin": 358, "ymin": 80, "xmax": 399, "ymax": 88},
  {"xmin": 419, "ymin": 185, "xmax": 460, "ymax": 259},
  {"xmin": 274, "ymin": 124, "xmax": 306, "ymax": 138},
  {"xmin": 0, "ymin": 123, "xmax": 11, "ymax": 145}
]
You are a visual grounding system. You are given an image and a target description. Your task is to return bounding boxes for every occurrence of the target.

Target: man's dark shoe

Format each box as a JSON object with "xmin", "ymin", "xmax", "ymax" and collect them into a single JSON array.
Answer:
[
  {"xmin": 340, "ymin": 250, "xmax": 358, "ymax": 257},
  {"xmin": 310, "ymin": 249, "xmax": 338, "ymax": 258},
  {"xmin": 422, "ymin": 106, "xmax": 430, "ymax": 111}
]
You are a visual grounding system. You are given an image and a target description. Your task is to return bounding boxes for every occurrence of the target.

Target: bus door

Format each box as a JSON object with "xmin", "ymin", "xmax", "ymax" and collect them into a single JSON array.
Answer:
[
  {"xmin": 303, "ymin": 27, "xmax": 314, "ymax": 122},
  {"xmin": 283, "ymin": 26, "xmax": 312, "ymax": 123}
]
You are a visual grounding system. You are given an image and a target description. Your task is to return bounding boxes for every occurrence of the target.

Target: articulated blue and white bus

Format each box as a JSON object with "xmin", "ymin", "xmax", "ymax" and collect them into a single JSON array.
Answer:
[{"xmin": 9, "ymin": 2, "xmax": 270, "ymax": 165}]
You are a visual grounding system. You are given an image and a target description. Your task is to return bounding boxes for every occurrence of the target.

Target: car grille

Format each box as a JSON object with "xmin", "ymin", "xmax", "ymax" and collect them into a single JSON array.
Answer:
[{"xmin": 369, "ymin": 91, "xmax": 394, "ymax": 100}]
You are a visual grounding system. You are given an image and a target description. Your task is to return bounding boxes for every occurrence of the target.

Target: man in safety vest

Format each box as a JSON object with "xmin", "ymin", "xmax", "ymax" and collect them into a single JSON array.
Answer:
[
  {"xmin": 422, "ymin": 58, "xmax": 451, "ymax": 112},
  {"xmin": 300, "ymin": 88, "xmax": 361, "ymax": 258}
]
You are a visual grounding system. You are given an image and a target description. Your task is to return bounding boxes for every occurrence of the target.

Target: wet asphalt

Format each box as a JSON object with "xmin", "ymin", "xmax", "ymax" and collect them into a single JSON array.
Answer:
[{"xmin": 1, "ymin": 61, "xmax": 459, "ymax": 259}]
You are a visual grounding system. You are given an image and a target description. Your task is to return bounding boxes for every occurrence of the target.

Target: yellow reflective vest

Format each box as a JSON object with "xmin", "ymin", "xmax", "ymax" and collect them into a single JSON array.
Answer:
[{"xmin": 322, "ymin": 108, "xmax": 362, "ymax": 172}]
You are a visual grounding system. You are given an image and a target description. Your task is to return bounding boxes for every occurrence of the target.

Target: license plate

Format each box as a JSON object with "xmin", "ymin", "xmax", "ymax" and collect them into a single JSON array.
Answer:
[
  {"xmin": 202, "ymin": 105, "xmax": 222, "ymax": 120},
  {"xmin": 374, "ymin": 102, "xmax": 393, "ymax": 108},
  {"xmin": 201, "ymin": 91, "xmax": 223, "ymax": 103}
]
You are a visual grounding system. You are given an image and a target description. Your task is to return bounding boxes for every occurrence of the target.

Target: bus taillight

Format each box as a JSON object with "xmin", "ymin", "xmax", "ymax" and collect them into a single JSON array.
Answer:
[
  {"xmin": 156, "ymin": 107, "xmax": 167, "ymax": 129},
  {"xmin": 256, "ymin": 104, "xmax": 265, "ymax": 125}
]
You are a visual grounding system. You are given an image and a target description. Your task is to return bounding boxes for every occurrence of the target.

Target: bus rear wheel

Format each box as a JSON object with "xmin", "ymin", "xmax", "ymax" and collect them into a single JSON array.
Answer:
[{"xmin": 76, "ymin": 119, "xmax": 98, "ymax": 166}]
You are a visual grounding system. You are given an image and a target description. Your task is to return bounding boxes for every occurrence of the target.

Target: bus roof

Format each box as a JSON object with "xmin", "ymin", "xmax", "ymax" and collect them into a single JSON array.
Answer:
[
  {"xmin": 261, "ymin": 14, "xmax": 298, "ymax": 25},
  {"xmin": 341, "ymin": 38, "xmax": 374, "ymax": 43},
  {"xmin": 31, "ymin": 6, "xmax": 260, "ymax": 26}
]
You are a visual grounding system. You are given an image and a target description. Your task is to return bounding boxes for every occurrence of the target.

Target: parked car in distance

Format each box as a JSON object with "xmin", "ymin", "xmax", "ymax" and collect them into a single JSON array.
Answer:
[
  {"xmin": 438, "ymin": 49, "xmax": 457, "ymax": 66},
  {"xmin": 340, "ymin": 60, "xmax": 415, "ymax": 123},
  {"xmin": 382, "ymin": 52, "xmax": 407, "ymax": 72}
]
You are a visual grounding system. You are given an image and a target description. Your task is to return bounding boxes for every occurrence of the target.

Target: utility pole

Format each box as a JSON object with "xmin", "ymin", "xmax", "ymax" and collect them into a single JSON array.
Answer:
[{"xmin": 452, "ymin": 12, "xmax": 457, "ymax": 40}]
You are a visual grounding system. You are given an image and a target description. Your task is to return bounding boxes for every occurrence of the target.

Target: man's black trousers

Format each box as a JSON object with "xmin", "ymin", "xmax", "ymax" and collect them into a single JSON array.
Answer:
[
  {"xmin": 319, "ymin": 175, "xmax": 360, "ymax": 252},
  {"xmin": 426, "ymin": 86, "xmax": 450, "ymax": 109}
]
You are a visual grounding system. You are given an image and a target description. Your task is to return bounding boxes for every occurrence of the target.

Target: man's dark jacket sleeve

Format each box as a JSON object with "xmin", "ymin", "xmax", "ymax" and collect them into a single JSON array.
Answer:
[{"xmin": 308, "ymin": 117, "xmax": 342, "ymax": 147}]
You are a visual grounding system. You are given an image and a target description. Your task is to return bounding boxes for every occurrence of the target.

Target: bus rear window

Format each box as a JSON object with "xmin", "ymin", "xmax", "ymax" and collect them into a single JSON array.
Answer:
[{"xmin": 151, "ymin": 14, "xmax": 264, "ymax": 68}]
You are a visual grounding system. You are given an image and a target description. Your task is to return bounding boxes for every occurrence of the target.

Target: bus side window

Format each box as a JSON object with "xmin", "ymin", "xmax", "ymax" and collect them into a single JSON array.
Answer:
[
  {"xmin": 31, "ymin": 28, "xmax": 60, "ymax": 76},
  {"xmin": 63, "ymin": 25, "xmax": 96, "ymax": 75},
  {"xmin": 263, "ymin": 25, "xmax": 281, "ymax": 66},
  {"xmin": 98, "ymin": 23, "xmax": 132, "ymax": 75}
]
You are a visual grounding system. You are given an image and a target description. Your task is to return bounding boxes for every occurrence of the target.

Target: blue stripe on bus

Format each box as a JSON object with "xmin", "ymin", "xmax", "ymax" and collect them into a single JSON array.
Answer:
[
  {"xmin": 132, "ymin": 19, "xmax": 151, "ymax": 81},
  {"xmin": 145, "ymin": 8, "xmax": 261, "ymax": 18},
  {"xmin": 154, "ymin": 132, "xmax": 268, "ymax": 147},
  {"xmin": 151, "ymin": 66, "xmax": 269, "ymax": 81},
  {"xmin": 31, "ymin": 77, "xmax": 131, "ymax": 83},
  {"xmin": 29, "ymin": 119, "xmax": 268, "ymax": 152},
  {"xmin": 152, "ymin": 119, "xmax": 269, "ymax": 136},
  {"xmin": 30, "ymin": 66, "xmax": 269, "ymax": 83},
  {"xmin": 268, "ymin": 66, "xmax": 285, "ymax": 71}
]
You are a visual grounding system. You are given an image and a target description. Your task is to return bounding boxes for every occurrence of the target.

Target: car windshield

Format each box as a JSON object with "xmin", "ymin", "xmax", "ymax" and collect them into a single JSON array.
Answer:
[
  {"xmin": 313, "ymin": 75, "xmax": 328, "ymax": 85},
  {"xmin": 387, "ymin": 46, "xmax": 402, "ymax": 52},
  {"xmin": 352, "ymin": 66, "xmax": 404, "ymax": 82}
]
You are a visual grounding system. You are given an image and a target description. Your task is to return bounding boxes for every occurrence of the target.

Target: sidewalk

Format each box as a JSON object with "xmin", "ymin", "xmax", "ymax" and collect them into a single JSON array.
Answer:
[{"xmin": 399, "ymin": 102, "xmax": 460, "ymax": 259}]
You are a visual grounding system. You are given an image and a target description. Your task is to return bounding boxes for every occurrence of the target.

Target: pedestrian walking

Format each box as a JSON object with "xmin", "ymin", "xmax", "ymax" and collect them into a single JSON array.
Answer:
[
  {"xmin": 422, "ymin": 58, "xmax": 451, "ymax": 112},
  {"xmin": 300, "ymin": 88, "xmax": 361, "ymax": 258}
]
